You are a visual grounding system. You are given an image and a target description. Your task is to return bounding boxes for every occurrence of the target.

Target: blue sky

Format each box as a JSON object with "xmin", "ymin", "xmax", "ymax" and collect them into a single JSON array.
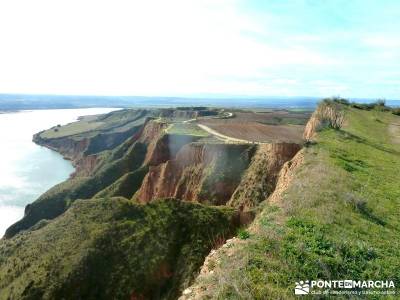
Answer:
[
  {"xmin": 0, "ymin": 0, "xmax": 399, "ymax": 99},
  {"xmin": 235, "ymin": 0, "xmax": 400, "ymax": 98}
]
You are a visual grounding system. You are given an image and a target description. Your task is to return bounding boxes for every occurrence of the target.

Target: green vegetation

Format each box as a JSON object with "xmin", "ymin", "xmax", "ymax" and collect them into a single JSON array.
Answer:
[
  {"xmin": 42, "ymin": 116, "xmax": 103, "ymax": 138},
  {"xmin": 0, "ymin": 198, "xmax": 237, "ymax": 300},
  {"xmin": 330, "ymin": 96, "xmax": 393, "ymax": 113},
  {"xmin": 93, "ymin": 166, "xmax": 149, "ymax": 199},
  {"xmin": 39, "ymin": 109, "xmax": 151, "ymax": 140},
  {"xmin": 392, "ymin": 108, "xmax": 400, "ymax": 116},
  {"xmin": 196, "ymin": 105, "xmax": 400, "ymax": 299},
  {"xmin": 237, "ymin": 228, "xmax": 250, "ymax": 240},
  {"xmin": 166, "ymin": 123, "xmax": 209, "ymax": 137}
]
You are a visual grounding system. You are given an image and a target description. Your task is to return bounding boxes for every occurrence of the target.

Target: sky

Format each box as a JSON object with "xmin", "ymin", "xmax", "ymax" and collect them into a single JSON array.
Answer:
[{"xmin": 0, "ymin": 0, "xmax": 399, "ymax": 99}]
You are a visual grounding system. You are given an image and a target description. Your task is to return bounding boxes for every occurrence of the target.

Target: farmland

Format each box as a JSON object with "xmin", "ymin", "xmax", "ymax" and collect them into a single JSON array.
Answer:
[{"xmin": 197, "ymin": 110, "xmax": 309, "ymax": 143}]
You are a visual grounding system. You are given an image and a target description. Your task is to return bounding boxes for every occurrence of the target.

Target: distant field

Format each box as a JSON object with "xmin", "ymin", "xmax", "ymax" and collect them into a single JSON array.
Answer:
[
  {"xmin": 166, "ymin": 123, "xmax": 210, "ymax": 137},
  {"xmin": 198, "ymin": 121, "xmax": 304, "ymax": 143},
  {"xmin": 40, "ymin": 116, "xmax": 104, "ymax": 139},
  {"xmin": 198, "ymin": 110, "xmax": 308, "ymax": 143},
  {"xmin": 229, "ymin": 110, "xmax": 311, "ymax": 125},
  {"xmin": 38, "ymin": 108, "xmax": 309, "ymax": 142},
  {"xmin": 39, "ymin": 109, "xmax": 149, "ymax": 139}
]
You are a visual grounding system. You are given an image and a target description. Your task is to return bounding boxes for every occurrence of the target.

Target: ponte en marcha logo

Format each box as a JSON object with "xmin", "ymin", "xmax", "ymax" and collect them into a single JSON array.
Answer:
[{"xmin": 295, "ymin": 280, "xmax": 396, "ymax": 296}]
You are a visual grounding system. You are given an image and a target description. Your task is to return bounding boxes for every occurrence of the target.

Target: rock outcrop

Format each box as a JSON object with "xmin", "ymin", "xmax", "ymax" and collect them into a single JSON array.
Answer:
[{"xmin": 304, "ymin": 100, "xmax": 345, "ymax": 141}]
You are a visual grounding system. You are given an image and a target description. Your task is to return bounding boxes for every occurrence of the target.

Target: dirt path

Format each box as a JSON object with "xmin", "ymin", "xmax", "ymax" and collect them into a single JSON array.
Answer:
[
  {"xmin": 197, "ymin": 124, "xmax": 262, "ymax": 144},
  {"xmin": 176, "ymin": 111, "xmax": 263, "ymax": 144}
]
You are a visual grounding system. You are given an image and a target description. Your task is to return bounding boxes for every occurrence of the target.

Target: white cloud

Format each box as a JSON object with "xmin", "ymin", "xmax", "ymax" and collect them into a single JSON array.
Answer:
[
  {"xmin": 362, "ymin": 35, "xmax": 400, "ymax": 48},
  {"xmin": 0, "ymin": 0, "xmax": 339, "ymax": 96}
]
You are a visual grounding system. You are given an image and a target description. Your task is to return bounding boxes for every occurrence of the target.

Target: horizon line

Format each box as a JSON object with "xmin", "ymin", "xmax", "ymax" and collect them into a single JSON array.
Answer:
[{"xmin": 1, "ymin": 92, "xmax": 399, "ymax": 101}]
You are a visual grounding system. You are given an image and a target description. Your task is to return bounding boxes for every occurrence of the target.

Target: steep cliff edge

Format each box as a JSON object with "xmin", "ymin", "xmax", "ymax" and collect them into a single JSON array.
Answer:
[
  {"xmin": 135, "ymin": 143, "xmax": 256, "ymax": 205},
  {"xmin": 5, "ymin": 118, "xmax": 167, "ymax": 238},
  {"xmin": 303, "ymin": 99, "xmax": 345, "ymax": 141},
  {"xmin": 228, "ymin": 143, "xmax": 301, "ymax": 211},
  {"xmin": 178, "ymin": 147, "xmax": 305, "ymax": 300},
  {"xmin": 32, "ymin": 109, "xmax": 153, "ymax": 177},
  {"xmin": 5, "ymin": 116, "xmax": 204, "ymax": 238}
]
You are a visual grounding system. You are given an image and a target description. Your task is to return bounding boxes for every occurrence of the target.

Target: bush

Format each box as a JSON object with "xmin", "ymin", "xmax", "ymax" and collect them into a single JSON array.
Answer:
[
  {"xmin": 330, "ymin": 97, "xmax": 350, "ymax": 106},
  {"xmin": 238, "ymin": 228, "xmax": 250, "ymax": 239},
  {"xmin": 350, "ymin": 99, "xmax": 389, "ymax": 111},
  {"xmin": 392, "ymin": 108, "xmax": 400, "ymax": 116}
]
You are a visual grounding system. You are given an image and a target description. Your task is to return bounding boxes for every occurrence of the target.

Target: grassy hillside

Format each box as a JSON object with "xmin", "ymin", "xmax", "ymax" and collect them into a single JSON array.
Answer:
[
  {"xmin": 188, "ymin": 105, "xmax": 400, "ymax": 298},
  {"xmin": 166, "ymin": 123, "xmax": 210, "ymax": 137},
  {"xmin": 39, "ymin": 109, "xmax": 150, "ymax": 140},
  {"xmin": 0, "ymin": 198, "xmax": 237, "ymax": 300}
]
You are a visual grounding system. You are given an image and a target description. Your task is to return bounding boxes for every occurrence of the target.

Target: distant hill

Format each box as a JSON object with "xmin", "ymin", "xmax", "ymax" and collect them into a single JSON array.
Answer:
[
  {"xmin": 0, "ymin": 94, "xmax": 321, "ymax": 110},
  {"xmin": 1, "ymin": 93, "xmax": 399, "ymax": 111}
]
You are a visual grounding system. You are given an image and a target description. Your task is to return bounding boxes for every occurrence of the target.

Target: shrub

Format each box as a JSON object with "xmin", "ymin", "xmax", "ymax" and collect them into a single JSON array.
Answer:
[
  {"xmin": 330, "ymin": 97, "xmax": 350, "ymax": 106},
  {"xmin": 392, "ymin": 108, "xmax": 400, "ymax": 116},
  {"xmin": 238, "ymin": 228, "xmax": 250, "ymax": 240},
  {"xmin": 350, "ymin": 99, "xmax": 389, "ymax": 111}
]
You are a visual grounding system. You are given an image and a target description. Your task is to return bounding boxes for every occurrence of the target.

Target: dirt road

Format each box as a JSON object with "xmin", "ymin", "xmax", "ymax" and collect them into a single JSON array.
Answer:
[{"xmin": 197, "ymin": 124, "xmax": 261, "ymax": 144}]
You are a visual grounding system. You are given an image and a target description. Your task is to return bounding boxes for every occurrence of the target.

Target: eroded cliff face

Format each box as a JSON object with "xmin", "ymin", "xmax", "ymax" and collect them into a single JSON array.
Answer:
[
  {"xmin": 303, "ymin": 101, "xmax": 345, "ymax": 141},
  {"xmin": 139, "ymin": 121, "xmax": 198, "ymax": 166},
  {"xmin": 33, "ymin": 123, "xmax": 143, "ymax": 177},
  {"xmin": 228, "ymin": 142, "xmax": 302, "ymax": 211},
  {"xmin": 33, "ymin": 134, "xmax": 89, "ymax": 162},
  {"xmin": 135, "ymin": 143, "xmax": 255, "ymax": 205},
  {"xmin": 268, "ymin": 149, "xmax": 305, "ymax": 204},
  {"xmin": 134, "ymin": 141, "xmax": 302, "ymax": 209},
  {"xmin": 74, "ymin": 154, "xmax": 99, "ymax": 176}
]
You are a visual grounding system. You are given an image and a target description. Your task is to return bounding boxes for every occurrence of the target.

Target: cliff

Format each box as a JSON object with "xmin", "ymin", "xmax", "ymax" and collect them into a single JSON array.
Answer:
[
  {"xmin": 228, "ymin": 143, "xmax": 301, "ymax": 211},
  {"xmin": 135, "ymin": 143, "xmax": 255, "ymax": 204},
  {"xmin": 4, "ymin": 118, "xmax": 167, "ymax": 238},
  {"xmin": 32, "ymin": 109, "xmax": 153, "ymax": 176},
  {"xmin": 303, "ymin": 100, "xmax": 345, "ymax": 141}
]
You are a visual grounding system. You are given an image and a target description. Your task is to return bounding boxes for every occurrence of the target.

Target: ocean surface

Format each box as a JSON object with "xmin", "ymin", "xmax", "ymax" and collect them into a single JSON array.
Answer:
[{"xmin": 0, "ymin": 108, "xmax": 118, "ymax": 237}]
